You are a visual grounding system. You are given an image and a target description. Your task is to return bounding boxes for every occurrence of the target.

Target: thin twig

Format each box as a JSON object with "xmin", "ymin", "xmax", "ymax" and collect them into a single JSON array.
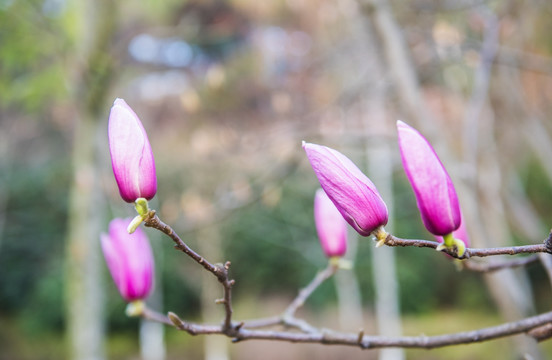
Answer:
[
  {"xmin": 142, "ymin": 306, "xmax": 174, "ymax": 326},
  {"xmin": 462, "ymin": 255, "xmax": 540, "ymax": 273},
  {"xmin": 144, "ymin": 212, "xmax": 236, "ymax": 332},
  {"xmin": 164, "ymin": 309, "xmax": 552, "ymax": 349},
  {"xmin": 241, "ymin": 262, "xmax": 338, "ymax": 333},
  {"xmin": 144, "ymin": 213, "xmax": 221, "ymax": 277},
  {"xmin": 383, "ymin": 234, "xmax": 552, "ymax": 259},
  {"xmin": 241, "ymin": 316, "xmax": 282, "ymax": 329},
  {"xmin": 283, "ymin": 262, "xmax": 338, "ymax": 318},
  {"xmin": 167, "ymin": 312, "xmax": 222, "ymax": 335},
  {"xmin": 145, "ymin": 212, "xmax": 552, "ymax": 349}
]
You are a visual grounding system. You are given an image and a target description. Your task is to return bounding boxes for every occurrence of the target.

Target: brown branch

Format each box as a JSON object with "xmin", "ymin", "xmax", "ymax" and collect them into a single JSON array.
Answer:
[
  {"xmin": 144, "ymin": 212, "xmax": 221, "ymax": 277},
  {"xmin": 167, "ymin": 312, "xmax": 223, "ymax": 335},
  {"xmin": 241, "ymin": 316, "xmax": 282, "ymax": 329},
  {"xmin": 462, "ymin": 255, "xmax": 540, "ymax": 273},
  {"xmin": 240, "ymin": 262, "xmax": 339, "ymax": 334},
  {"xmin": 163, "ymin": 308, "xmax": 552, "ymax": 349},
  {"xmin": 142, "ymin": 306, "xmax": 174, "ymax": 327},
  {"xmin": 144, "ymin": 212, "xmax": 236, "ymax": 332},
  {"xmin": 382, "ymin": 234, "xmax": 552, "ymax": 259},
  {"xmin": 283, "ymin": 263, "xmax": 338, "ymax": 318},
  {"xmin": 528, "ymin": 323, "xmax": 552, "ymax": 342},
  {"xmin": 144, "ymin": 212, "xmax": 552, "ymax": 349}
]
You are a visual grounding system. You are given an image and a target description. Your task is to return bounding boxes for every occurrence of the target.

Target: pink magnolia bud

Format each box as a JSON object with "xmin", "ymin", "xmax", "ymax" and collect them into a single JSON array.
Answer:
[
  {"xmin": 303, "ymin": 142, "xmax": 388, "ymax": 237},
  {"xmin": 101, "ymin": 218, "xmax": 154, "ymax": 302},
  {"xmin": 314, "ymin": 189, "xmax": 348, "ymax": 258},
  {"xmin": 108, "ymin": 98, "xmax": 157, "ymax": 203},
  {"xmin": 397, "ymin": 120, "xmax": 460, "ymax": 236}
]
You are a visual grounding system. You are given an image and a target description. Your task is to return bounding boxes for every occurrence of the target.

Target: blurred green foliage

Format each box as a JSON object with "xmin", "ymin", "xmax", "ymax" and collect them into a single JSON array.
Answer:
[{"xmin": 0, "ymin": 0, "xmax": 69, "ymax": 111}]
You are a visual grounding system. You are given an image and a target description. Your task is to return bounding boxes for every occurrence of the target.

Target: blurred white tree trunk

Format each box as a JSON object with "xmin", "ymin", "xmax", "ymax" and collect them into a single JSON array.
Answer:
[
  {"xmin": 474, "ymin": 113, "xmax": 539, "ymax": 358},
  {"xmin": 66, "ymin": 117, "xmax": 106, "ymax": 360},
  {"xmin": 0, "ymin": 116, "xmax": 13, "ymax": 256},
  {"xmin": 334, "ymin": 234, "xmax": 363, "ymax": 331},
  {"xmin": 327, "ymin": 3, "xmax": 404, "ymax": 357},
  {"xmin": 141, "ymin": 231, "xmax": 166, "ymax": 360},
  {"xmin": 366, "ymin": 103, "xmax": 404, "ymax": 360},
  {"xmin": 140, "ymin": 320, "xmax": 166, "ymax": 360},
  {"xmin": 198, "ymin": 226, "xmax": 230, "ymax": 360},
  {"xmin": 359, "ymin": 0, "xmax": 541, "ymax": 357},
  {"xmin": 65, "ymin": 1, "xmax": 117, "ymax": 359}
]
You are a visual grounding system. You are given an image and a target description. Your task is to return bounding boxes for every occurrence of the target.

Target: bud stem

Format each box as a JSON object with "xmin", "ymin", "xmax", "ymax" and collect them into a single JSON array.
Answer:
[
  {"xmin": 127, "ymin": 198, "xmax": 150, "ymax": 234},
  {"xmin": 443, "ymin": 233, "xmax": 454, "ymax": 248},
  {"xmin": 125, "ymin": 300, "xmax": 145, "ymax": 317},
  {"xmin": 135, "ymin": 197, "xmax": 149, "ymax": 215},
  {"xmin": 373, "ymin": 226, "xmax": 389, "ymax": 247},
  {"xmin": 436, "ymin": 233, "xmax": 466, "ymax": 257}
]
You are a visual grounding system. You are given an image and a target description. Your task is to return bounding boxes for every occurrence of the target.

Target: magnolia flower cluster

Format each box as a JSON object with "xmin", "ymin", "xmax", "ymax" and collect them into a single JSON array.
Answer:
[
  {"xmin": 102, "ymin": 97, "xmax": 468, "ymax": 307},
  {"xmin": 304, "ymin": 121, "xmax": 468, "ymax": 257}
]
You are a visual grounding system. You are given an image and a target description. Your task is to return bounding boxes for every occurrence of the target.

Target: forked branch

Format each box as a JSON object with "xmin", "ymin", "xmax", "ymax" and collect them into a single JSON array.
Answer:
[{"xmin": 143, "ymin": 214, "xmax": 552, "ymax": 350}]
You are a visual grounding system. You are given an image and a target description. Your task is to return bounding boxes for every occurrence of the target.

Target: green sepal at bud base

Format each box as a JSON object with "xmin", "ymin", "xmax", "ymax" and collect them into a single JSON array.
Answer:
[
  {"xmin": 436, "ymin": 233, "xmax": 466, "ymax": 257},
  {"xmin": 125, "ymin": 299, "xmax": 145, "ymax": 317},
  {"xmin": 373, "ymin": 226, "xmax": 389, "ymax": 247},
  {"xmin": 135, "ymin": 197, "xmax": 149, "ymax": 216},
  {"xmin": 127, "ymin": 198, "xmax": 150, "ymax": 234},
  {"xmin": 329, "ymin": 256, "xmax": 352, "ymax": 270}
]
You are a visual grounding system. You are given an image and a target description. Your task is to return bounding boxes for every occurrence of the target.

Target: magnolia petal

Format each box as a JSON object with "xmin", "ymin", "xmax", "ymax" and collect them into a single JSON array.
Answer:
[
  {"xmin": 304, "ymin": 142, "xmax": 388, "ymax": 236},
  {"xmin": 397, "ymin": 121, "xmax": 460, "ymax": 236},
  {"xmin": 314, "ymin": 189, "xmax": 348, "ymax": 258},
  {"xmin": 101, "ymin": 218, "xmax": 154, "ymax": 302},
  {"xmin": 108, "ymin": 98, "xmax": 157, "ymax": 203}
]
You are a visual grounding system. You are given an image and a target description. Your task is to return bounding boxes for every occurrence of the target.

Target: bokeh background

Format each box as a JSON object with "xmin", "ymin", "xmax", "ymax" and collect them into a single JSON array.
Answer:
[{"xmin": 2, "ymin": 0, "xmax": 552, "ymax": 359}]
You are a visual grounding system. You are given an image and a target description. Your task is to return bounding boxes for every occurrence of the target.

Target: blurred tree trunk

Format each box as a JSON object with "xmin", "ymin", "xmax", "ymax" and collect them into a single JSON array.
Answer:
[
  {"xmin": 66, "ymin": 118, "xmax": 106, "ymax": 360},
  {"xmin": 0, "ymin": 114, "xmax": 13, "ymax": 256},
  {"xmin": 329, "ymin": 4, "xmax": 403, "ymax": 356},
  {"xmin": 141, "ymin": 230, "xmax": 167, "ymax": 360},
  {"xmin": 65, "ymin": 0, "xmax": 117, "ymax": 359},
  {"xmin": 474, "ymin": 112, "xmax": 540, "ymax": 358},
  {"xmin": 334, "ymin": 233, "xmax": 363, "ymax": 330},
  {"xmin": 366, "ymin": 105, "xmax": 404, "ymax": 360},
  {"xmin": 197, "ymin": 226, "xmax": 229, "ymax": 360},
  {"xmin": 359, "ymin": 0, "xmax": 541, "ymax": 357}
]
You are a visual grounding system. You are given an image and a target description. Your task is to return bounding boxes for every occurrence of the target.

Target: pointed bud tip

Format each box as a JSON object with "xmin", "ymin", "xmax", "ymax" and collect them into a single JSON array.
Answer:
[{"xmin": 396, "ymin": 120, "xmax": 411, "ymax": 130}]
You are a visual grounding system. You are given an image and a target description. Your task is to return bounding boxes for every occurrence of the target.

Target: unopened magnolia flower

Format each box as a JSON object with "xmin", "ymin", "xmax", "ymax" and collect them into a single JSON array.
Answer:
[
  {"xmin": 101, "ymin": 218, "xmax": 154, "ymax": 303},
  {"xmin": 397, "ymin": 121, "xmax": 460, "ymax": 236},
  {"xmin": 108, "ymin": 98, "xmax": 157, "ymax": 203},
  {"xmin": 314, "ymin": 189, "xmax": 348, "ymax": 258},
  {"xmin": 303, "ymin": 142, "xmax": 388, "ymax": 238}
]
